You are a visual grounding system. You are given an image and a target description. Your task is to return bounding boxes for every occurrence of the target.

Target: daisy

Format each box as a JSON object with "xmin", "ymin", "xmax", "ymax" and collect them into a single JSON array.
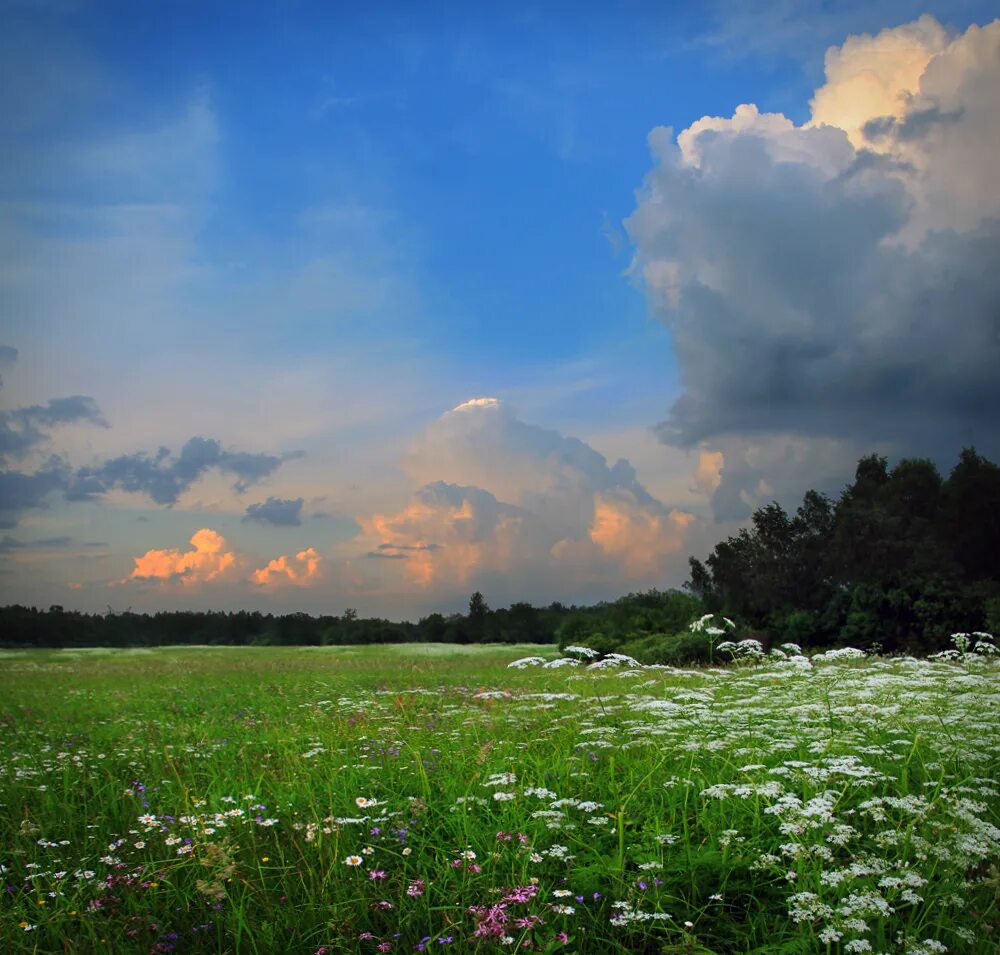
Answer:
[{"xmin": 344, "ymin": 855, "xmax": 363, "ymax": 867}]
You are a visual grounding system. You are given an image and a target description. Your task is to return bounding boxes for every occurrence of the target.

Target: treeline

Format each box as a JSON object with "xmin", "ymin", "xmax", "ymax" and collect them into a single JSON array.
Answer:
[
  {"xmin": 2, "ymin": 448, "xmax": 997, "ymax": 656},
  {"xmin": 0, "ymin": 590, "xmax": 703, "ymax": 650},
  {"xmin": 688, "ymin": 448, "xmax": 1000, "ymax": 653}
]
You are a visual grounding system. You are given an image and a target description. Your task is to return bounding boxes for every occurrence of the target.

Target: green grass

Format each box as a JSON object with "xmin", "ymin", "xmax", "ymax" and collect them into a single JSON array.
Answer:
[{"xmin": 1, "ymin": 645, "xmax": 998, "ymax": 953}]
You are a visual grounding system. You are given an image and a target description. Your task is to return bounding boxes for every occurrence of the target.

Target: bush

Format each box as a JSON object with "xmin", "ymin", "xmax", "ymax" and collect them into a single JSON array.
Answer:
[{"xmin": 619, "ymin": 630, "xmax": 714, "ymax": 666}]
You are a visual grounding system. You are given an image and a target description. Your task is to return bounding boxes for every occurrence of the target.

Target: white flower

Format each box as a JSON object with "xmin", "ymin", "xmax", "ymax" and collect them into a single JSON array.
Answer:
[
  {"xmin": 344, "ymin": 855, "xmax": 363, "ymax": 866},
  {"xmin": 507, "ymin": 657, "xmax": 546, "ymax": 669}
]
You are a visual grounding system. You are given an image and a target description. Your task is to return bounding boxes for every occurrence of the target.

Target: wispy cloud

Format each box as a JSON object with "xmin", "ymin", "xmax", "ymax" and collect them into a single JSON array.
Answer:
[
  {"xmin": 0, "ymin": 395, "xmax": 107, "ymax": 460},
  {"xmin": 70, "ymin": 437, "xmax": 300, "ymax": 506}
]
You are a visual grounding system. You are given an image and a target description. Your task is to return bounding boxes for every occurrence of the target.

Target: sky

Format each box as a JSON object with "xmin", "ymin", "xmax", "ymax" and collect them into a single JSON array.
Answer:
[{"xmin": 1, "ymin": 0, "xmax": 998, "ymax": 618}]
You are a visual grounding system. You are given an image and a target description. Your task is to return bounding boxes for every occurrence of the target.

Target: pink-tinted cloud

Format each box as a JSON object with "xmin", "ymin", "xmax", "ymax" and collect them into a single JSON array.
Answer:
[
  {"xmin": 358, "ymin": 397, "xmax": 703, "ymax": 602},
  {"xmin": 251, "ymin": 547, "xmax": 323, "ymax": 587},
  {"xmin": 121, "ymin": 529, "xmax": 323, "ymax": 591},
  {"xmin": 127, "ymin": 528, "xmax": 237, "ymax": 586}
]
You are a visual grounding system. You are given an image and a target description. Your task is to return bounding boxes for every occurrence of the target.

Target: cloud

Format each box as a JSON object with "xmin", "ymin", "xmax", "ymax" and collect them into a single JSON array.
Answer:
[
  {"xmin": 809, "ymin": 14, "xmax": 951, "ymax": 146},
  {"xmin": 0, "ymin": 395, "xmax": 107, "ymax": 460},
  {"xmin": 359, "ymin": 400, "xmax": 699, "ymax": 600},
  {"xmin": 404, "ymin": 396, "xmax": 660, "ymax": 510},
  {"xmin": 627, "ymin": 16, "xmax": 1000, "ymax": 519},
  {"xmin": 243, "ymin": 496, "xmax": 304, "ymax": 527},
  {"xmin": 0, "ymin": 534, "xmax": 74, "ymax": 551},
  {"xmin": 116, "ymin": 529, "xmax": 325, "ymax": 592},
  {"xmin": 71, "ymin": 436, "xmax": 296, "ymax": 505},
  {"xmin": 365, "ymin": 542, "xmax": 443, "ymax": 560},
  {"xmin": 251, "ymin": 547, "xmax": 323, "ymax": 587},
  {"xmin": 0, "ymin": 463, "xmax": 70, "ymax": 527},
  {"xmin": 125, "ymin": 528, "xmax": 238, "ymax": 586},
  {"xmin": 0, "ymin": 345, "xmax": 16, "ymax": 388}
]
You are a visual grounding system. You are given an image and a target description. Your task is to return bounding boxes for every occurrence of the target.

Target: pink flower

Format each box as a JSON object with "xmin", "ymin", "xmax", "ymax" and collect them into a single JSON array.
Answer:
[
  {"xmin": 502, "ymin": 885, "xmax": 538, "ymax": 904},
  {"xmin": 368, "ymin": 869, "xmax": 387, "ymax": 881},
  {"xmin": 406, "ymin": 880, "xmax": 426, "ymax": 897}
]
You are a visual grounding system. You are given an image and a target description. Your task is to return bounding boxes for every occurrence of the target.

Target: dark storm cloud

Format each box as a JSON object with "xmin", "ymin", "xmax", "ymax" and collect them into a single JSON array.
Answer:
[
  {"xmin": 0, "ymin": 395, "xmax": 108, "ymax": 459},
  {"xmin": 633, "ymin": 131, "xmax": 1000, "ymax": 459},
  {"xmin": 627, "ymin": 19, "xmax": 1000, "ymax": 521},
  {"xmin": 243, "ymin": 496, "xmax": 304, "ymax": 526},
  {"xmin": 70, "ymin": 437, "xmax": 299, "ymax": 505}
]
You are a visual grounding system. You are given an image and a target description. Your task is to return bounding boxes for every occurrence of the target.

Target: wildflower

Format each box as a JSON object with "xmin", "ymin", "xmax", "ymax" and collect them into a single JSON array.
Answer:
[
  {"xmin": 344, "ymin": 855, "xmax": 363, "ymax": 867},
  {"xmin": 407, "ymin": 880, "xmax": 426, "ymax": 897},
  {"xmin": 369, "ymin": 869, "xmax": 387, "ymax": 880}
]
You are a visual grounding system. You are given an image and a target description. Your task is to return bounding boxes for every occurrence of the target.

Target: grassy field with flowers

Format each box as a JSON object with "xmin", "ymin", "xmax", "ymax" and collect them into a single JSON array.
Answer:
[{"xmin": 2, "ymin": 635, "xmax": 999, "ymax": 954}]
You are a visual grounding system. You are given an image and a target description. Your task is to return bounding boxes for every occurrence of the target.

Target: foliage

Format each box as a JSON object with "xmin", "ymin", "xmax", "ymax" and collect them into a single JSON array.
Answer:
[
  {"xmin": 0, "ymin": 590, "xmax": 706, "ymax": 653},
  {"xmin": 688, "ymin": 447, "xmax": 1000, "ymax": 652}
]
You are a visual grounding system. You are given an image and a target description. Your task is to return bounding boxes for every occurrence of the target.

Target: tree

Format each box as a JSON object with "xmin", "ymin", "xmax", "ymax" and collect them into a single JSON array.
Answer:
[{"xmin": 466, "ymin": 591, "xmax": 489, "ymax": 642}]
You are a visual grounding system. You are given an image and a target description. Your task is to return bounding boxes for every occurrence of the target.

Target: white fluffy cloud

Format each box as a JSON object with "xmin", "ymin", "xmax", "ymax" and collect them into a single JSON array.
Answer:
[{"xmin": 628, "ymin": 16, "xmax": 1000, "ymax": 520}]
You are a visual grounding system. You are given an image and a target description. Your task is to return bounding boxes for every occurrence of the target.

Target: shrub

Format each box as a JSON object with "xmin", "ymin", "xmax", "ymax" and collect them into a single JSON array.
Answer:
[{"xmin": 619, "ymin": 630, "xmax": 714, "ymax": 666}]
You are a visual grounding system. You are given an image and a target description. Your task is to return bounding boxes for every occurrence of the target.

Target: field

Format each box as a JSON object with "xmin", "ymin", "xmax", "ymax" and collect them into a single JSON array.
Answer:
[{"xmin": 1, "ymin": 644, "xmax": 998, "ymax": 954}]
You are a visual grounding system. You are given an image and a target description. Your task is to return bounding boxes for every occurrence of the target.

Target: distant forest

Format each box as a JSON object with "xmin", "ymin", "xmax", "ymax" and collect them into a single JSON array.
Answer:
[{"xmin": 2, "ymin": 448, "xmax": 997, "ymax": 658}]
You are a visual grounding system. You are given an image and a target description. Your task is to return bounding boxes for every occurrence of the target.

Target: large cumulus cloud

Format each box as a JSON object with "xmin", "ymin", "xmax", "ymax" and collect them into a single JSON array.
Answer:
[
  {"xmin": 359, "ymin": 399, "xmax": 698, "ymax": 602},
  {"xmin": 627, "ymin": 17, "xmax": 1000, "ymax": 519}
]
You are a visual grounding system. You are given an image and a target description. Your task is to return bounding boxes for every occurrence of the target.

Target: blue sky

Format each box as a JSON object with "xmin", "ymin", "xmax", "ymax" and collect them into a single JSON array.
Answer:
[{"xmin": 2, "ymin": 1, "xmax": 998, "ymax": 616}]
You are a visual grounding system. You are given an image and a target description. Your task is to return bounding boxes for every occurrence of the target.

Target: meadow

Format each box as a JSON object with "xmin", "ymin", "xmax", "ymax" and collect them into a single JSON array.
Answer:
[{"xmin": 1, "ymin": 640, "xmax": 998, "ymax": 954}]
